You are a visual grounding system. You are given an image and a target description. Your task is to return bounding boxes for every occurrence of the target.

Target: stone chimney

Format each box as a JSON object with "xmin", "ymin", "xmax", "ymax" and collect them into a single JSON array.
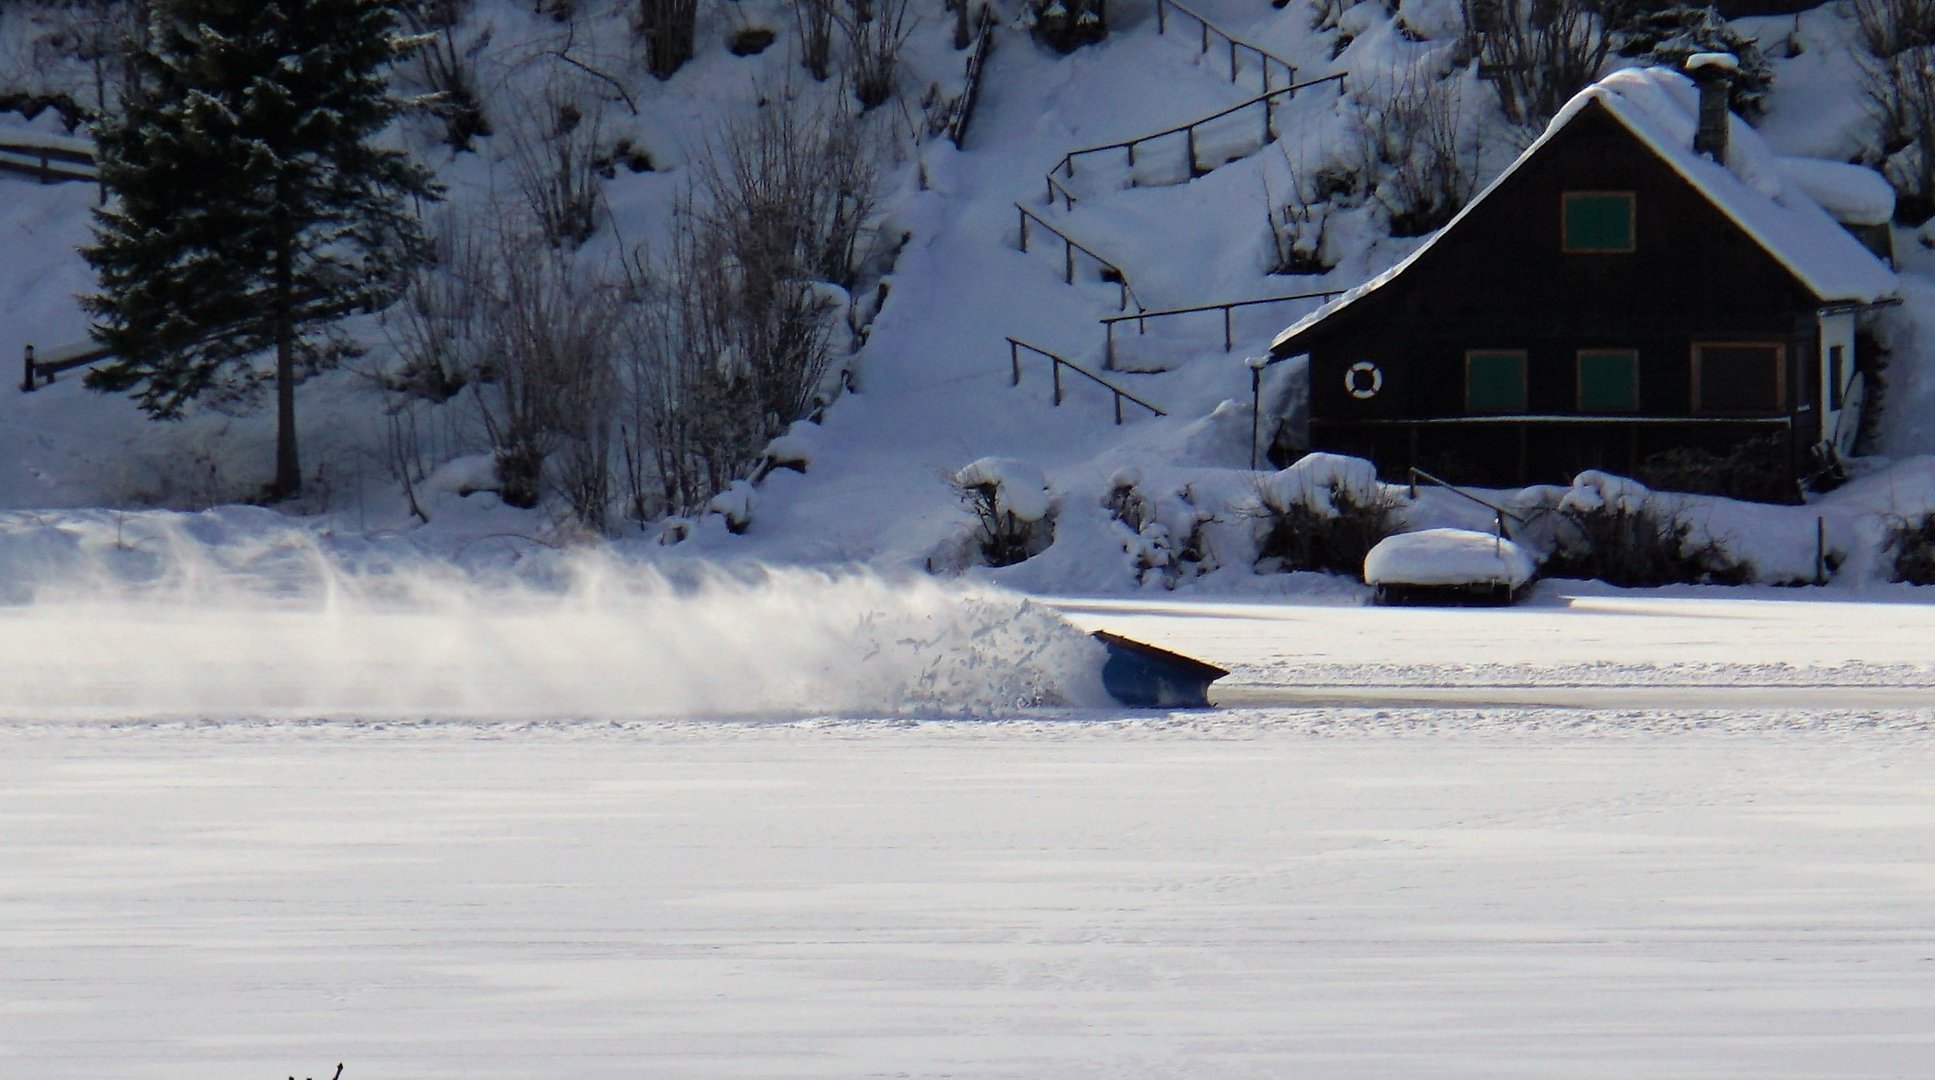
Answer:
[{"xmin": 1686, "ymin": 52, "xmax": 1738, "ymax": 164}]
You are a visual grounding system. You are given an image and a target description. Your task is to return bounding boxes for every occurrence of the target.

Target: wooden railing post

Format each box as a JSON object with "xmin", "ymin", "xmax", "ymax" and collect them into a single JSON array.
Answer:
[
  {"xmin": 1156, "ymin": 0, "xmax": 1166, "ymax": 33},
  {"xmin": 1063, "ymin": 237, "xmax": 1075, "ymax": 284},
  {"xmin": 1105, "ymin": 322, "xmax": 1116, "ymax": 370},
  {"xmin": 1018, "ymin": 205, "xmax": 1029, "ymax": 252},
  {"xmin": 1200, "ymin": 20, "xmax": 1209, "ymax": 54},
  {"xmin": 1114, "ymin": 392, "xmax": 1125, "ymax": 425},
  {"xmin": 1229, "ymin": 40, "xmax": 1239, "ymax": 82},
  {"xmin": 1186, "ymin": 126, "xmax": 1199, "ymax": 177},
  {"xmin": 20, "ymin": 345, "xmax": 35, "ymax": 393},
  {"xmin": 1010, "ymin": 339, "xmax": 1021, "ymax": 386},
  {"xmin": 1222, "ymin": 306, "xmax": 1234, "ymax": 352},
  {"xmin": 1052, "ymin": 359, "xmax": 1064, "ymax": 406}
]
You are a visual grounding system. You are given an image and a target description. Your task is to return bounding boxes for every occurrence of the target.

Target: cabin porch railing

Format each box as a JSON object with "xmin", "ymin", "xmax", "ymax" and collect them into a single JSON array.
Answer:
[
  {"xmin": 1015, "ymin": 203, "xmax": 1148, "ymax": 313},
  {"xmin": 1007, "ymin": 337, "xmax": 1166, "ymax": 423},
  {"xmin": 1154, "ymin": 0, "xmax": 1297, "ymax": 94},
  {"xmin": 1097, "ymin": 288, "xmax": 1343, "ymax": 368},
  {"xmin": 1044, "ymin": 73, "xmax": 1347, "ymax": 208}
]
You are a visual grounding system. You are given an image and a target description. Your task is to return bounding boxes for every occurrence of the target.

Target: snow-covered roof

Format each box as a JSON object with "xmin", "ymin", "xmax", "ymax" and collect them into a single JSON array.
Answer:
[{"xmin": 1273, "ymin": 67, "xmax": 1898, "ymax": 356}]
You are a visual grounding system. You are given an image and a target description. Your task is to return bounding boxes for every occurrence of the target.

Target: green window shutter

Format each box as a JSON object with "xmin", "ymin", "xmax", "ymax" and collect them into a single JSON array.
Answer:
[
  {"xmin": 1578, "ymin": 349, "xmax": 1638, "ymax": 412},
  {"xmin": 1564, "ymin": 193, "xmax": 1634, "ymax": 252},
  {"xmin": 1467, "ymin": 351, "xmax": 1526, "ymax": 413}
]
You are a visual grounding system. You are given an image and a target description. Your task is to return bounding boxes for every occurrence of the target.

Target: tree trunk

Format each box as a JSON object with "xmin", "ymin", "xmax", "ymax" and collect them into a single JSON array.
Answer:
[{"xmin": 272, "ymin": 223, "xmax": 301, "ymax": 499}]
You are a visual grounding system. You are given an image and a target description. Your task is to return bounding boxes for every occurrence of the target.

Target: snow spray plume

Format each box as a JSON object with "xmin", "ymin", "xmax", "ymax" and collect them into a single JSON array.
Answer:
[{"xmin": 0, "ymin": 509, "xmax": 1109, "ymax": 721}]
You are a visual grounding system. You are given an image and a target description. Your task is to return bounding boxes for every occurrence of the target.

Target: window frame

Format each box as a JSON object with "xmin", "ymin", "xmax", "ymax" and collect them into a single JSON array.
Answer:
[
  {"xmin": 1465, "ymin": 349, "xmax": 1529, "ymax": 415},
  {"xmin": 1691, "ymin": 341, "xmax": 1787, "ymax": 415},
  {"xmin": 1575, "ymin": 348, "xmax": 1639, "ymax": 414},
  {"xmin": 1561, "ymin": 191, "xmax": 1637, "ymax": 254}
]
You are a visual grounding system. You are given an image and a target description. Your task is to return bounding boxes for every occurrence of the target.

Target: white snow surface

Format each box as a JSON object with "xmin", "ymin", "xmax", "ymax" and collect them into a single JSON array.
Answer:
[
  {"xmin": 7, "ymin": 587, "xmax": 1935, "ymax": 1077},
  {"xmin": 1363, "ymin": 526, "xmax": 1537, "ymax": 587},
  {"xmin": 1776, "ymin": 153, "xmax": 1897, "ymax": 226}
]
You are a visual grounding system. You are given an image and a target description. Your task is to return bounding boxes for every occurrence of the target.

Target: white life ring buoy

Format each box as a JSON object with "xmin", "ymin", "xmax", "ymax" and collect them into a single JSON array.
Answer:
[{"xmin": 1346, "ymin": 361, "xmax": 1383, "ymax": 399}]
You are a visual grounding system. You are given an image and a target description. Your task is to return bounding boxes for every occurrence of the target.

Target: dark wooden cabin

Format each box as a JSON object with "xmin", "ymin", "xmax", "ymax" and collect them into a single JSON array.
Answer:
[{"xmin": 1268, "ymin": 64, "xmax": 1899, "ymax": 503}]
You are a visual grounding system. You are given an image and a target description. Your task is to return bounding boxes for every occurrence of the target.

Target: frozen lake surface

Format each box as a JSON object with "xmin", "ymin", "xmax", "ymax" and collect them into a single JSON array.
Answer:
[{"xmin": 5, "ymin": 586, "xmax": 1935, "ymax": 1077}]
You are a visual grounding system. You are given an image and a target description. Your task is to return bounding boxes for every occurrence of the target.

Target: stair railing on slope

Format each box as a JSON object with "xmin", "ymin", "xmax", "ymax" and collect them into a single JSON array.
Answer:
[
  {"xmin": 1096, "ymin": 287, "xmax": 1343, "ymax": 368},
  {"xmin": 1043, "ymin": 72, "xmax": 1346, "ymax": 209},
  {"xmin": 0, "ymin": 134, "xmax": 96, "ymax": 184},
  {"xmin": 945, "ymin": 3, "xmax": 999, "ymax": 147},
  {"xmin": 20, "ymin": 340, "xmax": 113, "ymax": 391},
  {"xmin": 1015, "ymin": 203, "xmax": 1148, "ymax": 313},
  {"xmin": 1155, "ymin": 0, "xmax": 1297, "ymax": 93},
  {"xmin": 1007, "ymin": 337, "xmax": 1166, "ymax": 423}
]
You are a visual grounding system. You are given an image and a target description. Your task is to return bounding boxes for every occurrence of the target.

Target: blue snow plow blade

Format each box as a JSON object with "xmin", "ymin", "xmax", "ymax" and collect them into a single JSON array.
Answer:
[{"xmin": 1093, "ymin": 631, "xmax": 1230, "ymax": 709}]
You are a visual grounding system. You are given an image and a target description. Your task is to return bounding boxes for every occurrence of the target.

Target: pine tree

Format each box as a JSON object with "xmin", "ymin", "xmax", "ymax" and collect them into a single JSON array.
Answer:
[{"xmin": 84, "ymin": 0, "xmax": 439, "ymax": 499}]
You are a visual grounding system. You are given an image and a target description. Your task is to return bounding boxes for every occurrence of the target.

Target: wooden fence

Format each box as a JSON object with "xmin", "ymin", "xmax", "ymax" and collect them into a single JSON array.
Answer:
[
  {"xmin": 21, "ymin": 340, "xmax": 113, "ymax": 391},
  {"xmin": 1007, "ymin": 337, "xmax": 1166, "ymax": 423},
  {"xmin": 1015, "ymin": 203, "xmax": 1148, "ymax": 313},
  {"xmin": 1097, "ymin": 288, "xmax": 1343, "ymax": 368},
  {"xmin": 946, "ymin": 3, "xmax": 999, "ymax": 147},
  {"xmin": 0, "ymin": 133, "xmax": 97, "ymax": 187},
  {"xmin": 1155, "ymin": 0, "xmax": 1297, "ymax": 93},
  {"xmin": 1044, "ymin": 72, "xmax": 1346, "ymax": 208}
]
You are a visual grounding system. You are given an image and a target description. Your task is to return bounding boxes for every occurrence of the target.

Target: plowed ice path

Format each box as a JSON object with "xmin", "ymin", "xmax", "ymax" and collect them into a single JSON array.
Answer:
[{"xmin": 5, "ymin": 586, "xmax": 1935, "ymax": 1078}]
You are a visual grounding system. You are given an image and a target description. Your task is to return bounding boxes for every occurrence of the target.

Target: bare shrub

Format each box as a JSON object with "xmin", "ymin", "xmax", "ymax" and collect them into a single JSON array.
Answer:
[
  {"xmin": 397, "ymin": 0, "xmax": 490, "ymax": 150},
  {"xmin": 637, "ymin": 0, "xmax": 698, "ymax": 79},
  {"xmin": 1349, "ymin": 65, "xmax": 1480, "ymax": 237},
  {"xmin": 953, "ymin": 462, "xmax": 1055, "ymax": 567},
  {"xmin": 1544, "ymin": 497, "xmax": 1751, "ymax": 585},
  {"xmin": 615, "ymin": 100, "xmax": 876, "ymax": 522},
  {"xmin": 503, "ymin": 80, "xmax": 609, "ymax": 247},
  {"xmin": 32, "ymin": 0, "xmax": 151, "ymax": 117},
  {"xmin": 1886, "ymin": 513, "xmax": 1935, "ymax": 583},
  {"xmin": 835, "ymin": 0, "xmax": 916, "ymax": 110},
  {"xmin": 1853, "ymin": 0, "xmax": 1935, "ymax": 221},
  {"xmin": 1464, "ymin": 0, "xmax": 1625, "ymax": 130},
  {"xmin": 1633, "ymin": 433, "xmax": 1796, "ymax": 503},
  {"xmin": 795, "ymin": 0, "xmax": 837, "ymax": 80}
]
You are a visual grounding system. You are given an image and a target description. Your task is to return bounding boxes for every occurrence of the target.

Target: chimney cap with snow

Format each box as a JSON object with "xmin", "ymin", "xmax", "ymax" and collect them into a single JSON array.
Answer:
[{"xmin": 1685, "ymin": 52, "xmax": 1739, "ymax": 78}]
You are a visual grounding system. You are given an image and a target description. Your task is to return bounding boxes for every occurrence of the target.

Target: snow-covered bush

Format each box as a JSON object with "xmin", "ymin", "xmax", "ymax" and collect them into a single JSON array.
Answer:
[
  {"xmin": 1105, "ymin": 472, "xmax": 1216, "ymax": 587},
  {"xmin": 1252, "ymin": 454, "xmax": 1404, "ymax": 578},
  {"xmin": 1615, "ymin": 6, "xmax": 1773, "ymax": 121},
  {"xmin": 1028, "ymin": 0, "xmax": 1107, "ymax": 53},
  {"xmin": 953, "ymin": 458, "xmax": 1056, "ymax": 568},
  {"xmin": 1544, "ymin": 472, "xmax": 1752, "ymax": 586}
]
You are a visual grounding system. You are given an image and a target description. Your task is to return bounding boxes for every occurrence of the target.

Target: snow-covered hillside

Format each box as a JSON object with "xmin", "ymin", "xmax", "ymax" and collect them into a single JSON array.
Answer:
[{"xmin": 4, "ymin": 0, "xmax": 1935, "ymax": 592}]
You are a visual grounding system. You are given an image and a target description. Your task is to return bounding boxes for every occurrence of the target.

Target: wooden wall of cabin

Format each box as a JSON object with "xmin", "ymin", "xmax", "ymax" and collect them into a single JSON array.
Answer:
[{"xmin": 1291, "ymin": 100, "xmax": 1832, "ymax": 498}]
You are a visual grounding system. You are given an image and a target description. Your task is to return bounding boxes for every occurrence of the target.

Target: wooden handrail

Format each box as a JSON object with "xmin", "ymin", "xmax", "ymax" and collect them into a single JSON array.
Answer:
[
  {"xmin": 946, "ymin": 3, "xmax": 998, "ymax": 147},
  {"xmin": 21, "ymin": 341, "xmax": 113, "ymax": 391},
  {"xmin": 1014, "ymin": 203, "xmax": 1147, "ymax": 313},
  {"xmin": 1007, "ymin": 337, "xmax": 1166, "ymax": 423},
  {"xmin": 1046, "ymin": 73, "xmax": 1345, "ymax": 205},
  {"xmin": 1155, "ymin": 0, "xmax": 1297, "ymax": 94},
  {"xmin": 1098, "ymin": 288, "xmax": 1344, "ymax": 365}
]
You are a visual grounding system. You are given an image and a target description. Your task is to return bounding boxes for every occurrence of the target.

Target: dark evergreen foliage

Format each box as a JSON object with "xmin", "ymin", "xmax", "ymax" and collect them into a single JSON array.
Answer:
[
  {"xmin": 83, "ymin": 0, "xmax": 439, "ymax": 499},
  {"xmin": 1616, "ymin": 5, "xmax": 1774, "ymax": 120}
]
